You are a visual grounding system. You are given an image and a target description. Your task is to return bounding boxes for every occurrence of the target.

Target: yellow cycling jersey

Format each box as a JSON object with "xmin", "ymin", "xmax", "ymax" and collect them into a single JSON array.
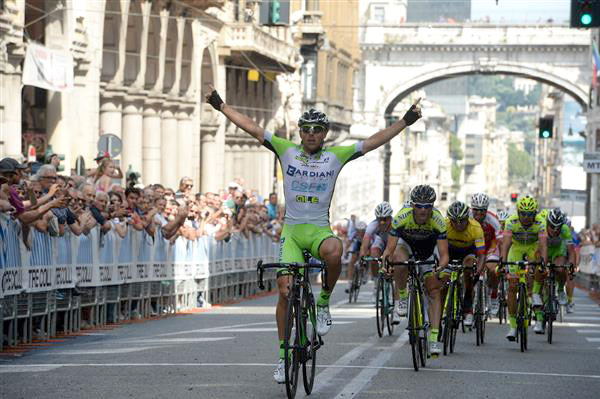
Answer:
[{"xmin": 445, "ymin": 217, "xmax": 486, "ymax": 255}]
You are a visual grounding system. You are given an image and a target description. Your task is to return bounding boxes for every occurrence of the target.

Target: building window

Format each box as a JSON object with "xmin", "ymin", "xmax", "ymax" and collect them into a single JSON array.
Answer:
[{"xmin": 373, "ymin": 6, "xmax": 385, "ymax": 23}]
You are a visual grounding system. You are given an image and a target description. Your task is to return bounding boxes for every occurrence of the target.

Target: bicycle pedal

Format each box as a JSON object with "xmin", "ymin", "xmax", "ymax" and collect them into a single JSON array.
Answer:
[{"xmin": 392, "ymin": 320, "xmax": 400, "ymax": 325}]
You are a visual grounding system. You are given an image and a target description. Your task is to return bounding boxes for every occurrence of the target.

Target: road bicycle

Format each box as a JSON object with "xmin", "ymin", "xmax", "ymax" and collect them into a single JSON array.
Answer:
[
  {"xmin": 257, "ymin": 256, "xmax": 328, "ymax": 399},
  {"xmin": 541, "ymin": 263, "xmax": 573, "ymax": 344},
  {"xmin": 472, "ymin": 266, "xmax": 489, "ymax": 346},
  {"xmin": 502, "ymin": 260, "xmax": 541, "ymax": 353},
  {"xmin": 440, "ymin": 261, "xmax": 465, "ymax": 355},
  {"xmin": 387, "ymin": 258, "xmax": 437, "ymax": 371},
  {"xmin": 347, "ymin": 259, "xmax": 364, "ymax": 303},
  {"xmin": 364, "ymin": 256, "xmax": 395, "ymax": 337}
]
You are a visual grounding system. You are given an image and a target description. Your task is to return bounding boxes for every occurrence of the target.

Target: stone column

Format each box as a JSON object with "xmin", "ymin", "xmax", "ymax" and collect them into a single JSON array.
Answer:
[
  {"xmin": 161, "ymin": 108, "xmax": 178, "ymax": 189},
  {"xmin": 201, "ymin": 129, "xmax": 218, "ymax": 192},
  {"xmin": 0, "ymin": 67, "xmax": 23, "ymax": 158},
  {"xmin": 169, "ymin": 17, "xmax": 185, "ymax": 96},
  {"xmin": 133, "ymin": 1, "xmax": 152, "ymax": 89},
  {"xmin": 142, "ymin": 103, "xmax": 162, "ymax": 184},
  {"xmin": 121, "ymin": 100, "xmax": 143, "ymax": 176},
  {"xmin": 176, "ymin": 109, "xmax": 193, "ymax": 182},
  {"xmin": 99, "ymin": 97, "xmax": 123, "ymax": 138},
  {"xmin": 112, "ymin": 0, "xmax": 131, "ymax": 85},
  {"xmin": 152, "ymin": 8, "xmax": 170, "ymax": 92}
]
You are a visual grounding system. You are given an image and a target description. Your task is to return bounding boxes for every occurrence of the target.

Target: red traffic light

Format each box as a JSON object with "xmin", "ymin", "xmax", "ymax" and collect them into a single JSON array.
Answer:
[{"xmin": 511, "ymin": 193, "xmax": 518, "ymax": 202}]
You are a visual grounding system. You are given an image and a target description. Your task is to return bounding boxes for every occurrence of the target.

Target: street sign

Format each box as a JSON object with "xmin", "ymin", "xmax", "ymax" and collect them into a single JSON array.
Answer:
[
  {"xmin": 97, "ymin": 134, "xmax": 122, "ymax": 158},
  {"xmin": 583, "ymin": 152, "xmax": 600, "ymax": 173}
]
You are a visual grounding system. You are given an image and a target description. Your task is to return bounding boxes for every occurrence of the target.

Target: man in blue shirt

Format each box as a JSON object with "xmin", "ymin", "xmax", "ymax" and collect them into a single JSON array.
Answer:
[{"xmin": 266, "ymin": 192, "xmax": 278, "ymax": 221}]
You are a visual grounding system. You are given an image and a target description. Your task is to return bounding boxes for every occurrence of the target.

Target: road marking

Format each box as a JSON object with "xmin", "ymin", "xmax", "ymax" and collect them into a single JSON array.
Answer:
[
  {"xmin": 332, "ymin": 331, "xmax": 408, "ymax": 399},
  {"xmin": 585, "ymin": 337, "xmax": 600, "ymax": 342},
  {"xmin": 133, "ymin": 337, "xmax": 234, "ymax": 343},
  {"xmin": 157, "ymin": 322, "xmax": 275, "ymax": 337},
  {"xmin": 576, "ymin": 329, "xmax": 600, "ymax": 333},
  {"xmin": 564, "ymin": 316, "xmax": 600, "ymax": 321},
  {"xmin": 562, "ymin": 322, "xmax": 600, "ymax": 328},
  {"xmin": 3, "ymin": 363, "xmax": 600, "ymax": 380},
  {"xmin": 38, "ymin": 347, "xmax": 160, "ymax": 355}
]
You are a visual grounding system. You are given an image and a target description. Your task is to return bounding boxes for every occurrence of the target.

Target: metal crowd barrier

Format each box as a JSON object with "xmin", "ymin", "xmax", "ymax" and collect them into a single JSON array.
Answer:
[
  {"xmin": 576, "ymin": 244, "xmax": 600, "ymax": 291},
  {"xmin": 0, "ymin": 214, "xmax": 278, "ymax": 349}
]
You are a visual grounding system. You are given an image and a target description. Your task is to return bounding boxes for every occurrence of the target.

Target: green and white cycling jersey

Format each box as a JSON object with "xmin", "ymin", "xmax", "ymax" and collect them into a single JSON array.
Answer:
[
  {"xmin": 263, "ymin": 131, "xmax": 364, "ymax": 227},
  {"xmin": 547, "ymin": 223, "xmax": 573, "ymax": 261}
]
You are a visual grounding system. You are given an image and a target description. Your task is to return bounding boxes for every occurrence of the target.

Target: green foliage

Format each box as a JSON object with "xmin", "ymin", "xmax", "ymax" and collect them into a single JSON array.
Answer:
[
  {"xmin": 449, "ymin": 134, "xmax": 463, "ymax": 160},
  {"xmin": 451, "ymin": 162, "xmax": 462, "ymax": 187},
  {"xmin": 508, "ymin": 143, "xmax": 533, "ymax": 180},
  {"xmin": 496, "ymin": 112, "xmax": 535, "ymax": 133},
  {"xmin": 467, "ymin": 75, "xmax": 541, "ymax": 112}
]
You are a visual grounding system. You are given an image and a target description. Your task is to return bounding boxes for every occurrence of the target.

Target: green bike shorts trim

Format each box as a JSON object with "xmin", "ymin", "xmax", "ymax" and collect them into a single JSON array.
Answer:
[
  {"xmin": 277, "ymin": 223, "xmax": 338, "ymax": 277},
  {"xmin": 548, "ymin": 241, "xmax": 567, "ymax": 262},
  {"xmin": 507, "ymin": 243, "xmax": 539, "ymax": 277}
]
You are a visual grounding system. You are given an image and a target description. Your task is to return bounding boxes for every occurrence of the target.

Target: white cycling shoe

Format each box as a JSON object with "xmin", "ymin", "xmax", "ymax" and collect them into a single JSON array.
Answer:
[
  {"xmin": 395, "ymin": 298, "xmax": 407, "ymax": 317},
  {"xmin": 316, "ymin": 305, "xmax": 332, "ymax": 336},
  {"xmin": 506, "ymin": 327, "xmax": 517, "ymax": 342},
  {"xmin": 490, "ymin": 299, "xmax": 500, "ymax": 316},
  {"xmin": 534, "ymin": 322, "xmax": 544, "ymax": 335},
  {"xmin": 464, "ymin": 313, "xmax": 474, "ymax": 327},
  {"xmin": 430, "ymin": 341, "xmax": 441, "ymax": 355},
  {"xmin": 273, "ymin": 359, "xmax": 285, "ymax": 384},
  {"xmin": 558, "ymin": 291, "xmax": 568, "ymax": 306},
  {"xmin": 532, "ymin": 293, "xmax": 543, "ymax": 307}
]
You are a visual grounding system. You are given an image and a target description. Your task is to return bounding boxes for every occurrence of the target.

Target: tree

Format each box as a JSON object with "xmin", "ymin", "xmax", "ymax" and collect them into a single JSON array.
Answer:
[{"xmin": 508, "ymin": 143, "xmax": 533, "ymax": 180}]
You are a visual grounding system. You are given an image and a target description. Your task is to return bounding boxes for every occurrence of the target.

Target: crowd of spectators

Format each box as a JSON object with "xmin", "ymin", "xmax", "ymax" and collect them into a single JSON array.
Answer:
[
  {"xmin": 0, "ymin": 152, "xmax": 285, "ymax": 245},
  {"xmin": 579, "ymin": 224, "xmax": 600, "ymax": 249}
]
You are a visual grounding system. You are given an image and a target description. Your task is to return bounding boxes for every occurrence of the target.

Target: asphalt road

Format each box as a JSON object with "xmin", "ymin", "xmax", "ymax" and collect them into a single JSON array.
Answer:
[{"xmin": 2, "ymin": 284, "xmax": 600, "ymax": 399}]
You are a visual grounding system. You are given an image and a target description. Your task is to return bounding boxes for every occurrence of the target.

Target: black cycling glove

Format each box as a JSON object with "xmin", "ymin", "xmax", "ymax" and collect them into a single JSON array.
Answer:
[
  {"xmin": 207, "ymin": 90, "xmax": 224, "ymax": 111},
  {"xmin": 402, "ymin": 104, "xmax": 421, "ymax": 126}
]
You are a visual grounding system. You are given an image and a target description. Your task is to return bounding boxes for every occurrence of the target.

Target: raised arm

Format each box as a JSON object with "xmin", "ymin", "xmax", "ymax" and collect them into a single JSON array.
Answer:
[
  {"xmin": 206, "ymin": 89, "xmax": 265, "ymax": 144},
  {"xmin": 362, "ymin": 99, "xmax": 422, "ymax": 154}
]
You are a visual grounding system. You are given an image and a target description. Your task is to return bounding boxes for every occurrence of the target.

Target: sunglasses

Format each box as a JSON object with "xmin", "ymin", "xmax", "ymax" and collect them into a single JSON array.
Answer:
[
  {"xmin": 300, "ymin": 124, "xmax": 326, "ymax": 135},
  {"xmin": 184, "ymin": 184, "xmax": 193, "ymax": 189},
  {"xmin": 518, "ymin": 211, "xmax": 536, "ymax": 217},
  {"xmin": 377, "ymin": 217, "xmax": 390, "ymax": 222},
  {"xmin": 472, "ymin": 208, "xmax": 487, "ymax": 212},
  {"xmin": 450, "ymin": 217, "xmax": 469, "ymax": 224},
  {"xmin": 413, "ymin": 203, "xmax": 433, "ymax": 209}
]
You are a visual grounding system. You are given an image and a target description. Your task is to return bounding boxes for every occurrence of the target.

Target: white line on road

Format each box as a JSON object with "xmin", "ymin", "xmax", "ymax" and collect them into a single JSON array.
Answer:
[
  {"xmin": 585, "ymin": 337, "xmax": 600, "ymax": 342},
  {"xmin": 332, "ymin": 331, "xmax": 408, "ymax": 399},
  {"xmin": 38, "ymin": 347, "xmax": 162, "ymax": 355},
  {"xmin": 564, "ymin": 316, "xmax": 600, "ymax": 321},
  {"xmin": 576, "ymin": 329, "xmax": 600, "ymax": 333},
  {"xmin": 3, "ymin": 363, "xmax": 600, "ymax": 380}
]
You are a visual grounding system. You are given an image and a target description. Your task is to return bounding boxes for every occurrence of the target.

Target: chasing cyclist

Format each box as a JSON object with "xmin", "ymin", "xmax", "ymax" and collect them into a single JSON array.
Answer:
[
  {"xmin": 205, "ymin": 88, "xmax": 422, "ymax": 382},
  {"xmin": 469, "ymin": 193, "xmax": 504, "ymax": 317},
  {"xmin": 356, "ymin": 202, "xmax": 394, "ymax": 302},
  {"xmin": 345, "ymin": 220, "xmax": 367, "ymax": 294},
  {"xmin": 500, "ymin": 195, "xmax": 548, "ymax": 341},
  {"xmin": 445, "ymin": 201, "xmax": 486, "ymax": 328},
  {"xmin": 382, "ymin": 185, "xmax": 449, "ymax": 356}
]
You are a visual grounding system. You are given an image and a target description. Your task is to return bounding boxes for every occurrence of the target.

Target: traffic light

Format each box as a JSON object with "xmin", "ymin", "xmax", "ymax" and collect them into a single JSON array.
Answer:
[
  {"xmin": 511, "ymin": 193, "xmax": 518, "ymax": 203},
  {"xmin": 570, "ymin": 0, "xmax": 600, "ymax": 28},
  {"xmin": 538, "ymin": 117, "xmax": 554, "ymax": 139},
  {"xmin": 259, "ymin": 1, "xmax": 289, "ymax": 26}
]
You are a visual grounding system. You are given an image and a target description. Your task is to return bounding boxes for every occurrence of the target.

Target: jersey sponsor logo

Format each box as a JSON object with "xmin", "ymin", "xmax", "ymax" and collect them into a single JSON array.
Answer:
[
  {"xmin": 291, "ymin": 180, "xmax": 328, "ymax": 193},
  {"xmin": 295, "ymin": 195, "xmax": 319, "ymax": 204},
  {"xmin": 286, "ymin": 165, "xmax": 335, "ymax": 179}
]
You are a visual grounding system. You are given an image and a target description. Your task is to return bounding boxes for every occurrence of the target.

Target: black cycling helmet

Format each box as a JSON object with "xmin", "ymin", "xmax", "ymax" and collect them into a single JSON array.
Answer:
[
  {"xmin": 447, "ymin": 201, "xmax": 470, "ymax": 221},
  {"xmin": 547, "ymin": 207, "xmax": 566, "ymax": 227},
  {"xmin": 410, "ymin": 185, "xmax": 436, "ymax": 204},
  {"xmin": 298, "ymin": 108, "xmax": 329, "ymax": 129}
]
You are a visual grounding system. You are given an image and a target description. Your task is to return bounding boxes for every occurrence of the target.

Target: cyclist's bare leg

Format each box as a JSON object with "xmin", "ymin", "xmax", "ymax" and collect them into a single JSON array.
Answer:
[
  {"xmin": 507, "ymin": 277, "xmax": 518, "ymax": 320},
  {"xmin": 486, "ymin": 261, "xmax": 499, "ymax": 298},
  {"xmin": 554, "ymin": 256, "xmax": 567, "ymax": 287},
  {"xmin": 276, "ymin": 275, "xmax": 293, "ymax": 340},
  {"xmin": 319, "ymin": 237, "xmax": 344, "ymax": 292},
  {"xmin": 392, "ymin": 246, "xmax": 410, "ymax": 300},
  {"xmin": 463, "ymin": 257, "xmax": 476, "ymax": 314},
  {"xmin": 425, "ymin": 273, "xmax": 443, "ymax": 331}
]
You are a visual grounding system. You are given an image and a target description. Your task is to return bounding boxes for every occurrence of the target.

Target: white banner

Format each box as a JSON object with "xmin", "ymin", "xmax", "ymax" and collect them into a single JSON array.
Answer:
[
  {"xmin": 583, "ymin": 152, "xmax": 600, "ymax": 174},
  {"xmin": 22, "ymin": 42, "xmax": 74, "ymax": 92}
]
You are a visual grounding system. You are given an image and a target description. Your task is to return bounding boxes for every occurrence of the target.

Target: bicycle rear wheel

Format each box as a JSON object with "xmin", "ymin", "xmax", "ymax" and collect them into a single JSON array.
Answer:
[
  {"xmin": 301, "ymin": 289, "xmax": 317, "ymax": 394},
  {"xmin": 375, "ymin": 276, "xmax": 385, "ymax": 338},
  {"xmin": 353, "ymin": 267, "xmax": 361, "ymax": 303},
  {"xmin": 475, "ymin": 282, "xmax": 484, "ymax": 346},
  {"xmin": 517, "ymin": 284, "xmax": 527, "ymax": 353},
  {"xmin": 408, "ymin": 288, "xmax": 419, "ymax": 371},
  {"xmin": 284, "ymin": 294, "xmax": 300, "ymax": 398},
  {"xmin": 386, "ymin": 279, "xmax": 396, "ymax": 336},
  {"xmin": 547, "ymin": 281, "xmax": 554, "ymax": 345}
]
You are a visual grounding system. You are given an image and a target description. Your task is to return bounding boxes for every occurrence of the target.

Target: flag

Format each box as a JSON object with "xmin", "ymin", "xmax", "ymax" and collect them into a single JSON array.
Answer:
[{"xmin": 592, "ymin": 41, "xmax": 600, "ymax": 88}]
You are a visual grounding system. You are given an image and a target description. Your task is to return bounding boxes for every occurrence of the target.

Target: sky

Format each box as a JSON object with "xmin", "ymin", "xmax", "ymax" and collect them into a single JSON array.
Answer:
[{"xmin": 471, "ymin": 0, "xmax": 570, "ymax": 24}]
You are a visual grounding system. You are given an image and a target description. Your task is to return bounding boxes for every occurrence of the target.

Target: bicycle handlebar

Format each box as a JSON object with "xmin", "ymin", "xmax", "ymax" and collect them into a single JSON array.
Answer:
[
  {"xmin": 360, "ymin": 256, "xmax": 381, "ymax": 263},
  {"xmin": 256, "ymin": 260, "xmax": 328, "ymax": 291}
]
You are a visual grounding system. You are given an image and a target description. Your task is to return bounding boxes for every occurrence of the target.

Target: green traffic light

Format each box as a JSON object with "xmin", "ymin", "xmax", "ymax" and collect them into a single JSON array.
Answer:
[
  {"xmin": 581, "ymin": 13, "xmax": 592, "ymax": 25},
  {"xmin": 542, "ymin": 130, "xmax": 550, "ymax": 138}
]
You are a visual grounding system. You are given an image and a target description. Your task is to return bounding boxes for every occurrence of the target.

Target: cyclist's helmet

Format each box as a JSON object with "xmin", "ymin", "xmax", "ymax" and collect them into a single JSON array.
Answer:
[
  {"xmin": 547, "ymin": 208, "xmax": 566, "ymax": 227},
  {"xmin": 374, "ymin": 201, "xmax": 393, "ymax": 218},
  {"xmin": 402, "ymin": 200, "xmax": 412, "ymax": 209},
  {"xmin": 447, "ymin": 201, "xmax": 470, "ymax": 221},
  {"xmin": 497, "ymin": 209, "xmax": 509, "ymax": 222},
  {"xmin": 470, "ymin": 193, "xmax": 489, "ymax": 210},
  {"xmin": 298, "ymin": 108, "xmax": 329, "ymax": 129},
  {"xmin": 355, "ymin": 221, "xmax": 367, "ymax": 231},
  {"xmin": 410, "ymin": 185, "xmax": 436, "ymax": 204},
  {"xmin": 516, "ymin": 195, "xmax": 538, "ymax": 213}
]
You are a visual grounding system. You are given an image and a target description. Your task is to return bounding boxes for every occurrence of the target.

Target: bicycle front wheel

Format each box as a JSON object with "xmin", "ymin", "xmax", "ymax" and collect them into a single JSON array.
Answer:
[
  {"xmin": 443, "ymin": 283, "xmax": 454, "ymax": 356},
  {"xmin": 284, "ymin": 294, "xmax": 300, "ymax": 398},
  {"xmin": 301, "ymin": 289, "xmax": 317, "ymax": 394},
  {"xmin": 385, "ymin": 279, "xmax": 396, "ymax": 336},
  {"xmin": 517, "ymin": 284, "xmax": 528, "ymax": 353},
  {"xmin": 408, "ymin": 287, "xmax": 419, "ymax": 371},
  {"xmin": 376, "ymin": 276, "xmax": 385, "ymax": 337}
]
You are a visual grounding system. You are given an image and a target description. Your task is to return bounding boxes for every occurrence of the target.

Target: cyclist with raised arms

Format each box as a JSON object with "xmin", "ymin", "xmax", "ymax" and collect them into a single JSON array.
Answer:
[
  {"xmin": 345, "ymin": 220, "xmax": 367, "ymax": 293},
  {"xmin": 382, "ymin": 185, "xmax": 449, "ymax": 356},
  {"xmin": 356, "ymin": 201, "xmax": 394, "ymax": 302},
  {"xmin": 531, "ymin": 208, "xmax": 575, "ymax": 334},
  {"xmin": 469, "ymin": 193, "xmax": 504, "ymax": 317},
  {"xmin": 500, "ymin": 195, "xmax": 548, "ymax": 341},
  {"xmin": 445, "ymin": 201, "xmax": 486, "ymax": 327},
  {"xmin": 205, "ymin": 88, "xmax": 422, "ymax": 382}
]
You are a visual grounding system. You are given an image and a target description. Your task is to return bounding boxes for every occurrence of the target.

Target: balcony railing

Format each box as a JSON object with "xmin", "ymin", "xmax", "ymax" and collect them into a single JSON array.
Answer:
[{"xmin": 225, "ymin": 23, "xmax": 299, "ymax": 69}]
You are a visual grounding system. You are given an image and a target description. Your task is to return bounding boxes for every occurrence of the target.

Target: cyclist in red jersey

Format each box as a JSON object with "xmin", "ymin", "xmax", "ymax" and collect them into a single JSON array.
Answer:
[{"xmin": 470, "ymin": 193, "xmax": 504, "ymax": 316}]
